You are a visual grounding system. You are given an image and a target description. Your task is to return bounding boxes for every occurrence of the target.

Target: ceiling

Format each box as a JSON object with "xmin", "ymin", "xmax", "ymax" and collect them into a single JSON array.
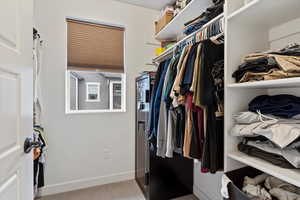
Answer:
[{"xmin": 114, "ymin": 0, "xmax": 176, "ymax": 10}]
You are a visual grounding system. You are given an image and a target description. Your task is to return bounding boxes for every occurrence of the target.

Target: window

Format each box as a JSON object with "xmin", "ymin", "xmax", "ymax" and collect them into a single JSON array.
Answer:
[
  {"xmin": 86, "ymin": 82, "xmax": 100, "ymax": 102},
  {"xmin": 110, "ymin": 81, "xmax": 122, "ymax": 110},
  {"xmin": 65, "ymin": 18, "xmax": 125, "ymax": 113},
  {"xmin": 70, "ymin": 73, "xmax": 78, "ymax": 110}
]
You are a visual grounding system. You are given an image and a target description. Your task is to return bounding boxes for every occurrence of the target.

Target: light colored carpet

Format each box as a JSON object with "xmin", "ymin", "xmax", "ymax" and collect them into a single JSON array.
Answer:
[{"xmin": 40, "ymin": 180, "xmax": 198, "ymax": 200}]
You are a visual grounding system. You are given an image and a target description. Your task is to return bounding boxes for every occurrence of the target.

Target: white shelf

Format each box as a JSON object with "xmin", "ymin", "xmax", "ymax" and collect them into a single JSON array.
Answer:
[
  {"xmin": 227, "ymin": 0, "xmax": 259, "ymax": 20},
  {"xmin": 155, "ymin": 0, "xmax": 213, "ymax": 41},
  {"xmin": 227, "ymin": 0, "xmax": 300, "ymax": 28},
  {"xmin": 228, "ymin": 151, "xmax": 300, "ymax": 188},
  {"xmin": 153, "ymin": 46, "xmax": 174, "ymax": 63},
  {"xmin": 227, "ymin": 77, "xmax": 300, "ymax": 89},
  {"xmin": 224, "ymin": 0, "xmax": 300, "ymax": 191},
  {"xmin": 153, "ymin": 13, "xmax": 224, "ymax": 63}
]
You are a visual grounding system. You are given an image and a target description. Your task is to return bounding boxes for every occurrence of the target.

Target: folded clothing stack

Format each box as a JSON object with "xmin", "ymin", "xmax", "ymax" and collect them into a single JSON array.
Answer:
[
  {"xmin": 183, "ymin": 0, "xmax": 224, "ymax": 36},
  {"xmin": 242, "ymin": 173, "xmax": 300, "ymax": 200},
  {"xmin": 174, "ymin": 0, "xmax": 192, "ymax": 16},
  {"xmin": 230, "ymin": 94, "xmax": 300, "ymax": 168},
  {"xmin": 232, "ymin": 43, "xmax": 300, "ymax": 83}
]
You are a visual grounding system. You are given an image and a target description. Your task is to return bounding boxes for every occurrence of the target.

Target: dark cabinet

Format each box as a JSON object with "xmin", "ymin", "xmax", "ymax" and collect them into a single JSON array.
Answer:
[{"xmin": 135, "ymin": 72, "xmax": 193, "ymax": 200}]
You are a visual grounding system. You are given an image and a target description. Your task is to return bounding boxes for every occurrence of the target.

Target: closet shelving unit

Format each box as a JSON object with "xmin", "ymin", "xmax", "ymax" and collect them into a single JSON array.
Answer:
[
  {"xmin": 225, "ymin": 0, "xmax": 300, "ymax": 188},
  {"xmin": 153, "ymin": 13, "xmax": 224, "ymax": 63},
  {"xmin": 228, "ymin": 78, "xmax": 300, "ymax": 89},
  {"xmin": 152, "ymin": 0, "xmax": 300, "ymax": 191},
  {"xmin": 155, "ymin": 0, "xmax": 213, "ymax": 41},
  {"xmin": 228, "ymin": 151, "xmax": 300, "ymax": 188}
]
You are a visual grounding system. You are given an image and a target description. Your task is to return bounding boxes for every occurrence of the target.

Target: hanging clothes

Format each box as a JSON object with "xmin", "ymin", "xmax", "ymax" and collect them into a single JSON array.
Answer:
[
  {"xmin": 148, "ymin": 59, "xmax": 171, "ymax": 149},
  {"xmin": 33, "ymin": 29, "xmax": 47, "ymax": 196},
  {"xmin": 148, "ymin": 61, "xmax": 165, "ymax": 143},
  {"xmin": 180, "ymin": 43, "xmax": 198, "ymax": 95},
  {"xmin": 33, "ymin": 32, "xmax": 43, "ymax": 126},
  {"xmin": 148, "ymin": 17, "xmax": 224, "ymax": 174},
  {"xmin": 183, "ymin": 93, "xmax": 194, "ymax": 157},
  {"xmin": 189, "ymin": 104, "xmax": 204, "ymax": 159},
  {"xmin": 157, "ymin": 59, "xmax": 173, "ymax": 157},
  {"xmin": 200, "ymin": 40, "xmax": 224, "ymax": 173},
  {"xmin": 165, "ymin": 55, "xmax": 180, "ymax": 158},
  {"xmin": 33, "ymin": 126, "xmax": 46, "ymax": 188},
  {"xmin": 157, "ymin": 56, "xmax": 181, "ymax": 157}
]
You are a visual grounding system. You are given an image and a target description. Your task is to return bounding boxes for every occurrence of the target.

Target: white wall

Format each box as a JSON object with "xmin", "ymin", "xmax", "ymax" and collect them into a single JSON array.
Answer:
[
  {"xmin": 194, "ymin": 162, "xmax": 222, "ymax": 200},
  {"xmin": 34, "ymin": 0, "xmax": 158, "ymax": 195},
  {"xmin": 34, "ymin": 0, "xmax": 224, "ymax": 198},
  {"xmin": 269, "ymin": 17, "xmax": 300, "ymax": 50}
]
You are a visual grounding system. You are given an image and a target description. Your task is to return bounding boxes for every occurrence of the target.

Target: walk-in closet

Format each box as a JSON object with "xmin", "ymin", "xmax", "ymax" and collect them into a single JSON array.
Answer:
[{"xmin": 1, "ymin": 0, "xmax": 300, "ymax": 200}]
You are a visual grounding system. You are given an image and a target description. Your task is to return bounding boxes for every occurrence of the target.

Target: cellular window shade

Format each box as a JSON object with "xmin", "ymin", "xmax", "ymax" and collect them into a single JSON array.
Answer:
[{"xmin": 67, "ymin": 19, "xmax": 124, "ymax": 73}]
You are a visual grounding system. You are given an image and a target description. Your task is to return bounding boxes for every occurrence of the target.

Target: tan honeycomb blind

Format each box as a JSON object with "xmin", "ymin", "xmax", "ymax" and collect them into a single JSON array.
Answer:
[{"xmin": 67, "ymin": 19, "xmax": 124, "ymax": 73}]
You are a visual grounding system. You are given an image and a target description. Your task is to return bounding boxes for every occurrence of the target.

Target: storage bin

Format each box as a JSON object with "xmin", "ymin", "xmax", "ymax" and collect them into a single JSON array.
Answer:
[
  {"xmin": 155, "ymin": 48, "xmax": 165, "ymax": 56},
  {"xmin": 155, "ymin": 11, "xmax": 174, "ymax": 34},
  {"xmin": 225, "ymin": 167, "xmax": 263, "ymax": 200}
]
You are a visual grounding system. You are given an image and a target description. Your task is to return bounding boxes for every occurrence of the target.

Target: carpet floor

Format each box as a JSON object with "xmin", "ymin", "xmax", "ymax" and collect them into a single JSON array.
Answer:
[{"xmin": 39, "ymin": 180, "xmax": 198, "ymax": 200}]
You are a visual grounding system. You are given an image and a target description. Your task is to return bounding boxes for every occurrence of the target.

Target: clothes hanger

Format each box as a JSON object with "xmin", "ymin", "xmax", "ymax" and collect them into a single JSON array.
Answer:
[{"xmin": 172, "ymin": 45, "xmax": 177, "ymax": 59}]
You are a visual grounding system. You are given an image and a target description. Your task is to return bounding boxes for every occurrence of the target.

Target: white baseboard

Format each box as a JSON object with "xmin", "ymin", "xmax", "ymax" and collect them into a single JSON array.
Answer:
[
  {"xmin": 40, "ymin": 171, "xmax": 135, "ymax": 196},
  {"xmin": 193, "ymin": 185, "xmax": 217, "ymax": 200}
]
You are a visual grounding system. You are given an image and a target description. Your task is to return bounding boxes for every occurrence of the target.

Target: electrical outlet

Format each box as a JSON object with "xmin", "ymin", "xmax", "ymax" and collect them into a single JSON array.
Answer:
[{"xmin": 104, "ymin": 149, "xmax": 111, "ymax": 160}]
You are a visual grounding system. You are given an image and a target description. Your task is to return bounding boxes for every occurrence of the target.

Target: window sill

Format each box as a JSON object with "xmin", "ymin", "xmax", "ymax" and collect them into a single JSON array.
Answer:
[
  {"xmin": 65, "ymin": 109, "xmax": 126, "ymax": 114},
  {"xmin": 85, "ymin": 100, "xmax": 101, "ymax": 102}
]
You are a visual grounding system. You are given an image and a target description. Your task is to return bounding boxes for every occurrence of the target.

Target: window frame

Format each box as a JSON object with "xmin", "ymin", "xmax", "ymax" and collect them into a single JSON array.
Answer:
[
  {"xmin": 65, "ymin": 71, "xmax": 126, "ymax": 114},
  {"xmin": 109, "ymin": 80, "xmax": 122, "ymax": 111},
  {"xmin": 70, "ymin": 73, "xmax": 79, "ymax": 110},
  {"xmin": 65, "ymin": 17, "xmax": 127, "ymax": 114},
  {"xmin": 86, "ymin": 82, "xmax": 101, "ymax": 102}
]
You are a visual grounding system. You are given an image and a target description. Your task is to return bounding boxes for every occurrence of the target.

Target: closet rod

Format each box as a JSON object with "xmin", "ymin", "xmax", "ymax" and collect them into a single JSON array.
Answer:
[{"xmin": 153, "ymin": 13, "xmax": 224, "ymax": 63}]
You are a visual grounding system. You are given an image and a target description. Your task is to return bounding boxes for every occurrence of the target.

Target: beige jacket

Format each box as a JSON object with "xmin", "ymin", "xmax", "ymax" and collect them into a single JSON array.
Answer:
[
  {"xmin": 239, "ymin": 69, "xmax": 300, "ymax": 83},
  {"xmin": 190, "ymin": 43, "xmax": 202, "ymax": 93},
  {"xmin": 170, "ymin": 46, "xmax": 188, "ymax": 108},
  {"xmin": 183, "ymin": 103, "xmax": 193, "ymax": 158},
  {"xmin": 171, "ymin": 46, "xmax": 191, "ymax": 107},
  {"xmin": 173, "ymin": 46, "xmax": 192, "ymax": 94}
]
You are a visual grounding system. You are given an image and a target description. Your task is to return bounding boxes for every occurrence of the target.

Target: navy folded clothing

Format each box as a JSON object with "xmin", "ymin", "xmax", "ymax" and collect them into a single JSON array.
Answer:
[
  {"xmin": 249, "ymin": 94, "xmax": 300, "ymax": 118},
  {"xmin": 184, "ymin": 19, "xmax": 208, "ymax": 35},
  {"xmin": 183, "ymin": 1, "xmax": 223, "ymax": 36}
]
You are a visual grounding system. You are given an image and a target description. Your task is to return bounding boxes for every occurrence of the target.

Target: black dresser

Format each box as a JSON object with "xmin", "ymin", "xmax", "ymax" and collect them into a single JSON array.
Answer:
[{"xmin": 135, "ymin": 72, "xmax": 194, "ymax": 200}]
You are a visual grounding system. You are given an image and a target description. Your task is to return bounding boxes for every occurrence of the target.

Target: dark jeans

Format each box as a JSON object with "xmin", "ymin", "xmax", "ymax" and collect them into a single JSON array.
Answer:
[{"xmin": 238, "ymin": 143, "xmax": 294, "ymax": 169}]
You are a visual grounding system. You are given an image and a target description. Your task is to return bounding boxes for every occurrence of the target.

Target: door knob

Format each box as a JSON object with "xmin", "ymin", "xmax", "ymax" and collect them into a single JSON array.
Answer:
[{"xmin": 24, "ymin": 138, "xmax": 41, "ymax": 154}]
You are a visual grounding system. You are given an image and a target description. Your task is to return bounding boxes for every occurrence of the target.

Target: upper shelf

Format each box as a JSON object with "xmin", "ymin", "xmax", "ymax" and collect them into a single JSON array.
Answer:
[
  {"xmin": 153, "ymin": 13, "xmax": 224, "ymax": 63},
  {"xmin": 227, "ymin": 77, "xmax": 300, "ymax": 89},
  {"xmin": 155, "ymin": 0, "xmax": 213, "ymax": 41},
  {"xmin": 227, "ymin": 0, "xmax": 300, "ymax": 28},
  {"xmin": 228, "ymin": 151, "xmax": 300, "ymax": 188}
]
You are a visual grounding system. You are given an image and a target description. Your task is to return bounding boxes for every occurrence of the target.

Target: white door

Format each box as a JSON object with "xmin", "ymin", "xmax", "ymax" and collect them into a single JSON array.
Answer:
[{"xmin": 0, "ymin": 0, "xmax": 34, "ymax": 200}]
